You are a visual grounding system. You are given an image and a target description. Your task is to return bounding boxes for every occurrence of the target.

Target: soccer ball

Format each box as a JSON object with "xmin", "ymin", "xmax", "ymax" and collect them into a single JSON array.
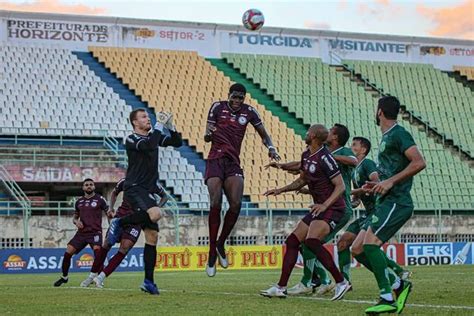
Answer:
[{"xmin": 242, "ymin": 9, "xmax": 264, "ymax": 31}]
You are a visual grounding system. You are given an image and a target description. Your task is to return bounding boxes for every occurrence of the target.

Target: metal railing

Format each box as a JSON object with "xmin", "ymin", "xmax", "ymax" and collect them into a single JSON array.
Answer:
[
  {"xmin": 0, "ymin": 165, "xmax": 31, "ymax": 247},
  {"xmin": 0, "ymin": 146, "xmax": 127, "ymax": 167},
  {"xmin": 1, "ymin": 199, "xmax": 471, "ymax": 245}
]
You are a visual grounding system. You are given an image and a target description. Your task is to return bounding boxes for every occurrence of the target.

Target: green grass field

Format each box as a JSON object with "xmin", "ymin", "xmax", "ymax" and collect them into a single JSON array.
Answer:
[{"xmin": 1, "ymin": 265, "xmax": 473, "ymax": 315}]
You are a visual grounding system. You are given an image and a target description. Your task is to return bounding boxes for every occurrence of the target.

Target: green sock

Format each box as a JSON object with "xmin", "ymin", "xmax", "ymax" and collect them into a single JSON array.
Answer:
[
  {"xmin": 363, "ymin": 244, "xmax": 393, "ymax": 297},
  {"xmin": 314, "ymin": 260, "xmax": 331, "ymax": 285},
  {"xmin": 300, "ymin": 243, "xmax": 316, "ymax": 287},
  {"xmin": 384, "ymin": 252, "xmax": 404, "ymax": 275},
  {"xmin": 338, "ymin": 249, "xmax": 351, "ymax": 282},
  {"xmin": 355, "ymin": 252, "xmax": 373, "ymax": 271},
  {"xmin": 356, "ymin": 252, "xmax": 397, "ymax": 285}
]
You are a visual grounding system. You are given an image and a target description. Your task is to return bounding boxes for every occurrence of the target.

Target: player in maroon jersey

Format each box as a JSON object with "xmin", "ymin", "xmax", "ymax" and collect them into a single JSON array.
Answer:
[
  {"xmin": 80, "ymin": 178, "xmax": 169, "ymax": 288},
  {"xmin": 54, "ymin": 178, "xmax": 109, "ymax": 287},
  {"xmin": 260, "ymin": 124, "xmax": 351, "ymax": 300},
  {"xmin": 204, "ymin": 83, "xmax": 280, "ymax": 276}
]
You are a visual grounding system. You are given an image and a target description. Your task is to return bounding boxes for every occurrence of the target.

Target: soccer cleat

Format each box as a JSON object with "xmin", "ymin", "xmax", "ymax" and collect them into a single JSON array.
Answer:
[
  {"xmin": 287, "ymin": 282, "xmax": 313, "ymax": 295},
  {"xmin": 216, "ymin": 244, "xmax": 229, "ymax": 269},
  {"xmin": 53, "ymin": 276, "xmax": 68, "ymax": 287},
  {"xmin": 80, "ymin": 273, "xmax": 97, "ymax": 287},
  {"xmin": 140, "ymin": 279, "xmax": 160, "ymax": 295},
  {"xmin": 331, "ymin": 280, "xmax": 352, "ymax": 301},
  {"xmin": 260, "ymin": 285, "xmax": 287, "ymax": 298},
  {"xmin": 399, "ymin": 270, "xmax": 412, "ymax": 281},
  {"xmin": 315, "ymin": 281, "xmax": 335, "ymax": 296},
  {"xmin": 106, "ymin": 218, "xmax": 122, "ymax": 245},
  {"xmin": 93, "ymin": 274, "xmax": 105, "ymax": 288},
  {"xmin": 393, "ymin": 280, "xmax": 412, "ymax": 314},
  {"xmin": 206, "ymin": 254, "xmax": 217, "ymax": 277},
  {"xmin": 365, "ymin": 298, "xmax": 397, "ymax": 314}
]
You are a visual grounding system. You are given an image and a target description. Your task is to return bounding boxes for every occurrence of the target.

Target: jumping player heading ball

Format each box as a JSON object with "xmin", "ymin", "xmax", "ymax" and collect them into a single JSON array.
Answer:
[{"xmin": 204, "ymin": 83, "xmax": 280, "ymax": 277}]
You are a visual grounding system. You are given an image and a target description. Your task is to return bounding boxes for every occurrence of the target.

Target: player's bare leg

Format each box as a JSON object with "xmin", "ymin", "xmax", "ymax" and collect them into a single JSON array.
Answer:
[
  {"xmin": 337, "ymin": 231, "xmax": 356, "ymax": 284},
  {"xmin": 305, "ymin": 220, "xmax": 351, "ymax": 301},
  {"xmin": 81, "ymin": 244, "xmax": 108, "ymax": 287},
  {"xmin": 94, "ymin": 239, "xmax": 135, "ymax": 288},
  {"xmin": 206, "ymin": 177, "xmax": 223, "ymax": 277},
  {"xmin": 261, "ymin": 221, "xmax": 308, "ymax": 298},
  {"xmin": 216, "ymin": 175, "xmax": 244, "ymax": 268},
  {"xmin": 54, "ymin": 244, "xmax": 77, "ymax": 287}
]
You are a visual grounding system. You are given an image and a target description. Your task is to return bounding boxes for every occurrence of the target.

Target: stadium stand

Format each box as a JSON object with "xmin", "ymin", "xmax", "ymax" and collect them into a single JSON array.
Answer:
[
  {"xmin": 454, "ymin": 66, "xmax": 474, "ymax": 81},
  {"xmin": 222, "ymin": 53, "xmax": 474, "ymax": 210},
  {"xmin": 343, "ymin": 60, "xmax": 474, "ymax": 156},
  {"xmin": 0, "ymin": 44, "xmax": 209, "ymax": 207},
  {"xmin": 90, "ymin": 47, "xmax": 309, "ymax": 208}
]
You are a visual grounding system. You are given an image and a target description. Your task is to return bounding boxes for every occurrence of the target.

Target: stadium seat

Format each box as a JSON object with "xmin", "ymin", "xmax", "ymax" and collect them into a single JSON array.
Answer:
[
  {"xmin": 224, "ymin": 53, "xmax": 474, "ymax": 210},
  {"xmin": 90, "ymin": 47, "xmax": 310, "ymax": 208}
]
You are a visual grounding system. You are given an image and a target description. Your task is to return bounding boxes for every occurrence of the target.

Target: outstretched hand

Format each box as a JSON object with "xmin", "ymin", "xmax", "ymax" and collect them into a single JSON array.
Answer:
[
  {"xmin": 263, "ymin": 188, "xmax": 282, "ymax": 197},
  {"xmin": 268, "ymin": 147, "xmax": 281, "ymax": 161}
]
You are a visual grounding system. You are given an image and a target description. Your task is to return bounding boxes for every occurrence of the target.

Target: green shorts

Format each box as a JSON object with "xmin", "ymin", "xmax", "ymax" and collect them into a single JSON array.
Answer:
[
  {"xmin": 368, "ymin": 200, "xmax": 414, "ymax": 243},
  {"xmin": 323, "ymin": 208, "xmax": 352, "ymax": 243},
  {"xmin": 345, "ymin": 214, "xmax": 370, "ymax": 235}
]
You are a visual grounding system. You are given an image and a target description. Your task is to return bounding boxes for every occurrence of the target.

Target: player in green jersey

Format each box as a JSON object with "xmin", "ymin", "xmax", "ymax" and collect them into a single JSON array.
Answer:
[{"xmin": 362, "ymin": 96, "xmax": 426, "ymax": 315}]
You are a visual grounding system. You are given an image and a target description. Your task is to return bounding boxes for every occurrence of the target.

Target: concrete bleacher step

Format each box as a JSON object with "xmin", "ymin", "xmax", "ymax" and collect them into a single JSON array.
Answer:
[
  {"xmin": 74, "ymin": 51, "xmax": 215, "ymax": 207},
  {"xmin": 208, "ymin": 58, "xmax": 308, "ymax": 138}
]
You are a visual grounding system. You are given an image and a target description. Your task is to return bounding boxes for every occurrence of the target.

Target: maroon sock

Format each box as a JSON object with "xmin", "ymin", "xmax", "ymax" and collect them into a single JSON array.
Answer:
[
  {"xmin": 91, "ymin": 247, "xmax": 109, "ymax": 273},
  {"xmin": 278, "ymin": 233, "xmax": 300, "ymax": 287},
  {"xmin": 103, "ymin": 251, "xmax": 126, "ymax": 277},
  {"xmin": 62, "ymin": 252, "xmax": 72, "ymax": 277},
  {"xmin": 208, "ymin": 206, "xmax": 221, "ymax": 257},
  {"xmin": 305, "ymin": 238, "xmax": 344, "ymax": 283},
  {"xmin": 217, "ymin": 211, "xmax": 240, "ymax": 247}
]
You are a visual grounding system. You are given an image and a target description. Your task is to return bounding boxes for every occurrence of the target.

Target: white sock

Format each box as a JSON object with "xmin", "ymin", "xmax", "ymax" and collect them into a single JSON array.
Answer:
[
  {"xmin": 391, "ymin": 276, "xmax": 401, "ymax": 290},
  {"xmin": 62, "ymin": 276, "xmax": 68, "ymax": 280},
  {"xmin": 89, "ymin": 272, "xmax": 98, "ymax": 278},
  {"xmin": 381, "ymin": 293, "xmax": 394, "ymax": 302},
  {"xmin": 99, "ymin": 272, "xmax": 106, "ymax": 279}
]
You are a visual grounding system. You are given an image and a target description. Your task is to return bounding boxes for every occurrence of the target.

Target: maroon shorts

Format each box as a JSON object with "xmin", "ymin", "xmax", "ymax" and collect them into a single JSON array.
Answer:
[
  {"xmin": 301, "ymin": 208, "xmax": 345, "ymax": 231},
  {"xmin": 205, "ymin": 157, "xmax": 244, "ymax": 184},
  {"xmin": 68, "ymin": 232, "xmax": 102, "ymax": 253},
  {"xmin": 120, "ymin": 224, "xmax": 142, "ymax": 243}
]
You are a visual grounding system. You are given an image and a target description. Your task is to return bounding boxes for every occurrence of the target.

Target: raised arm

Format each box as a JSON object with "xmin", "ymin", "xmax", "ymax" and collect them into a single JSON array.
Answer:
[
  {"xmin": 263, "ymin": 172, "xmax": 307, "ymax": 196},
  {"xmin": 254, "ymin": 123, "xmax": 280, "ymax": 161},
  {"xmin": 160, "ymin": 130, "xmax": 183, "ymax": 147},
  {"xmin": 265, "ymin": 160, "xmax": 301, "ymax": 174},
  {"xmin": 371, "ymin": 146, "xmax": 426, "ymax": 196},
  {"xmin": 333, "ymin": 154, "xmax": 357, "ymax": 167}
]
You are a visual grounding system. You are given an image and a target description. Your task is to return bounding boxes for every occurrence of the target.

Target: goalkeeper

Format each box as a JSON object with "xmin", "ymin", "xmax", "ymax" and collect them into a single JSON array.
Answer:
[{"xmin": 107, "ymin": 108, "xmax": 182, "ymax": 295}]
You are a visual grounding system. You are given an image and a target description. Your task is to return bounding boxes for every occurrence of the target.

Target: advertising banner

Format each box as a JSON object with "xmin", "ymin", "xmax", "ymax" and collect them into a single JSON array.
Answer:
[
  {"xmin": 4, "ymin": 165, "xmax": 125, "ymax": 183},
  {"xmin": 1, "ymin": 247, "xmax": 144, "ymax": 274},
  {"xmin": 5, "ymin": 18, "xmax": 114, "ymax": 49},
  {"xmin": 122, "ymin": 25, "xmax": 219, "ymax": 57},
  {"xmin": 405, "ymin": 242, "xmax": 473, "ymax": 266},
  {"xmin": 1, "ymin": 245, "xmax": 283, "ymax": 274},
  {"xmin": 221, "ymin": 31, "xmax": 320, "ymax": 57},
  {"xmin": 155, "ymin": 245, "xmax": 282, "ymax": 271}
]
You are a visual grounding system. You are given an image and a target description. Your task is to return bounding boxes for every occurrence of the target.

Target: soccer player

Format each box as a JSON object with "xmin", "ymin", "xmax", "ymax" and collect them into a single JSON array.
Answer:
[
  {"xmin": 266, "ymin": 124, "xmax": 356, "ymax": 295},
  {"xmin": 349, "ymin": 137, "xmax": 409, "ymax": 284},
  {"xmin": 53, "ymin": 178, "xmax": 109, "ymax": 287},
  {"xmin": 361, "ymin": 96, "xmax": 425, "ymax": 314},
  {"xmin": 260, "ymin": 124, "xmax": 351, "ymax": 300},
  {"xmin": 204, "ymin": 83, "xmax": 280, "ymax": 277},
  {"xmin": 107, "ymin": 108, "xmax": 182, "ymax": 294},
  {"xmin": 80, "ymin": 178, "xmax": 169, "ymax": 288}
]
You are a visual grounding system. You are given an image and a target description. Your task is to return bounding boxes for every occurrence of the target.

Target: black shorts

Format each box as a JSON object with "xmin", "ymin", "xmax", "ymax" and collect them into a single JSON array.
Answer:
[{"xmin": 124, "ymin": 186, "xmax": 160, "ymax": 232}]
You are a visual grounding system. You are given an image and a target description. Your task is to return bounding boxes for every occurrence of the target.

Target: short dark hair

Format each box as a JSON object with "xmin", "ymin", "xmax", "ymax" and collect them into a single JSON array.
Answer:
[
  {"xmin": 229, "ymin": 83, "xmax": 246, "ymax": 95},
  {"xmin": 83, "ymin": 178, "xmax": 94, "ymax": 184},
  {"xmin": 378, "ymin": 96, "xmax": 400, "ymax": 120},
  {"xmin": 333, "ymin": 123, "xmax": 350, "ymax": 146},
  {"xmin": 353, "ymin": 137, "xmax": 371, "ymax": 155},
  {"xmin": 129, "ymin": 108, "xmax": 147, "ymax": 128}
]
